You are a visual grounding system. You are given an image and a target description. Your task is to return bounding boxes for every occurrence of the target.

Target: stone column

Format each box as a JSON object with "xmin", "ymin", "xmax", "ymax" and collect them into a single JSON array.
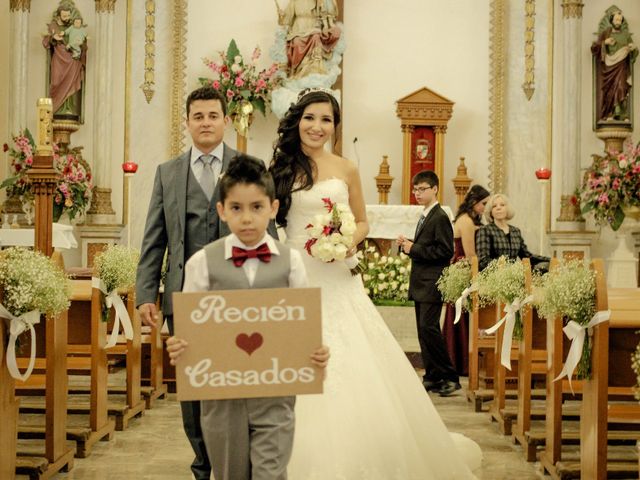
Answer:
[
  {"xmin": 555, "ymin": 0, "xmax": 584, "ymax": 229},
  {"xmin": 88, "ymin": 0, "xmax": 117, "ymax": 223},
  {"xmin": 8, "ymin": 0, "xmax": 30, "ymax": 135}
]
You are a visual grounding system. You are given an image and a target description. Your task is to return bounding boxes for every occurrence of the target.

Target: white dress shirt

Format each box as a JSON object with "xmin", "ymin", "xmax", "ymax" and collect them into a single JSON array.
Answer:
[
  {"xmin": 190, "ymin": 143, "xmax": 224, "ymax": 185},
  {"xmin": 183, "ymin": 233, "xmax": 309, "ymax": 292}
]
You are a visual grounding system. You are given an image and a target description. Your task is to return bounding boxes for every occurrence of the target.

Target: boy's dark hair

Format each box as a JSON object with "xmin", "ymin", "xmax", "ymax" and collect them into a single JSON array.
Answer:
[
  {"xmin": 412, "ymin": 170, "xmax": 439, "ymax": 188},
  {"xmin": 186, "ymin": 86, "xmax": 227, "ymax": 117},
  {"xmin": 219, "ymin": 154, "xmax": 276, "ymax": 203}
]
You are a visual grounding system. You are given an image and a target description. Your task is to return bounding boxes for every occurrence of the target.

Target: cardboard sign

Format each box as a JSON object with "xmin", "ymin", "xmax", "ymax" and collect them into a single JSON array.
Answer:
[{"xmin": 173, "ymin": 288, "xmax": 323, "ymax": 401}]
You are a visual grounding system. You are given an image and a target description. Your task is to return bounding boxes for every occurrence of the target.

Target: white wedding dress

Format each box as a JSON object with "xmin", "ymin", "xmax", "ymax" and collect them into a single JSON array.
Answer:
[{"xmin": 284, "ymin": 178, "xmax": 482, "ymax": 479}]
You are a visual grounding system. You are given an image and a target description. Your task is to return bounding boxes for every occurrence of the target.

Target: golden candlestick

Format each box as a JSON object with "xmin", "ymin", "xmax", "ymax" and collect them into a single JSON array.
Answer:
[{"xmin": 36, "ymin": 98, "xmax": 54, "ymax": 156}]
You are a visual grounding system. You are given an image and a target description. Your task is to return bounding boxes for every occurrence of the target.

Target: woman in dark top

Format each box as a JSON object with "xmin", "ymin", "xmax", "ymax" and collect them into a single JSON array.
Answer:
[{"xmin": 476, "ymin": 193, "xmax": 549, "ymax": 271}]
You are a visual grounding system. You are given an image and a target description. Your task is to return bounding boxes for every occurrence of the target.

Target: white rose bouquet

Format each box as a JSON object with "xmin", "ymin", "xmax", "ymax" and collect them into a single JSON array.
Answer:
[{"xmin": 304, "ymin": 197, "xmax": 358, "ymax": 268}]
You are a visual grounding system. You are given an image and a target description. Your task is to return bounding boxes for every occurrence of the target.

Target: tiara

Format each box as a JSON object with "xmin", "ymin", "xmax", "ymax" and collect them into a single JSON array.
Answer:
[{"xmin": 296, "ymin": 87, "xmax": 338, "ymax": 103}]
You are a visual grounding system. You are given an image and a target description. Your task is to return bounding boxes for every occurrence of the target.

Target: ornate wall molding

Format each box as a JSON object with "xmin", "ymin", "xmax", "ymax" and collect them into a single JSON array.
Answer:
[
  {"xmin": 141, "ymin": 0, "xmax": 155, "ymax": 103},
  {"xmin": 170, "ymin": 0, "xmax": 187, "ymax": 158},
  {"xmin": 95, "ymin": 0, "xmax": 117, "ymax": 14},
  {"xmin": 397, "ymin": 105, "xmax": 453, "ymax": 123},
  {"xmin": 523, "ymin": 0, "xmax": 535, "ymax": 100},
  {"xmin": 560, "ymin": 0, "xmax": 583, "ymax": 19},
  {"xmin": 488, "ymin": 0, "xmax": 506, "ymax": 193},
  {"xmin": 9, "ymin": 0, "xmax": 31, "ymax": 12}
]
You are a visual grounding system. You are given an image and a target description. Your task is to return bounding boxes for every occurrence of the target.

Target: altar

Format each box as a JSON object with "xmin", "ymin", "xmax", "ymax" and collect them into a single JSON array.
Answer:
[
  {"xmin": 365, "ymin": 204, "xmax": 454, "ymax": 240},
  {"xmin": 0, "ymin": 223, "xmax": 78, "ymax": 249}
]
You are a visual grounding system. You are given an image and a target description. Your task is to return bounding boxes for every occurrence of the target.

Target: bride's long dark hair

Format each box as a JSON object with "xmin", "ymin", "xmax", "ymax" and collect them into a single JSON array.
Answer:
[{"xmin": 269, "ymin": 91, "xmax": 341, "ymax": 227}]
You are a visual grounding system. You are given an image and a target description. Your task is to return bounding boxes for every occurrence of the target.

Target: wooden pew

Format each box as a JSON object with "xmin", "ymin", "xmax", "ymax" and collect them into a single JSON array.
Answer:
[
  {"xmin": 539, "ymin": 260, "xmax": 640, "ymax": 479},
  {"xmin": 467, "ymin": 256, "xmax": 501, "ymax": 411},
  {"xmin": 1, "ymin": 315, "xmax": 18, "ymax": 480}
]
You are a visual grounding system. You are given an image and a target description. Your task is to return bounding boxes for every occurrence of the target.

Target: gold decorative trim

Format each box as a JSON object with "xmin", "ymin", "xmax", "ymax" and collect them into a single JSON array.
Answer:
[
  {"xmin": 397, "ymin": 105, "xmax": 452, "ymax": 123},
  {"xmin": 95, "ymin": 0, "xmax": 116, "ymax": 14},
  {"xmin": 560, "ymin": 0, "xmax": 583, "ymax": 19},
  {"xmin": 488, "ymin": 0, "xmax": 506, "ymax": 193},
  {"xmin": 523, "ymin": 0, "xmax": 535, "ymax": 100},
  {"xmin": 9, "ymin": 0, "xmax": 30, "ymax": 12},
  {"xmin": 170, "ymin": 0, "xmax": 187, "ymax": 158},
  {"xmin": 545, "ymin": 0, "xmax": 554, "ymax": 233},
  {"xmin": 140, "ymin": 0, "xmax": 155, "ymax": 103},
  {"xmin": 122, "ymin": 0, "xmax": 133, "ymax": 225}
]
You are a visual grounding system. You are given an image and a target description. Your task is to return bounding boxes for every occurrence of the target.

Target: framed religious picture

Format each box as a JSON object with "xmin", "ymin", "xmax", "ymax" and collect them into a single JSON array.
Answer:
[{"xmin": 396, "ymin": 87, "xmax": 454, "ymax": 204}]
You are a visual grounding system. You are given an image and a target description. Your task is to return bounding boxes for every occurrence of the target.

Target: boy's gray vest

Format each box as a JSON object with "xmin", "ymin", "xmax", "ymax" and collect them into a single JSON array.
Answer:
[
  {"xmin": 185, "ymin": 167, "xmax": 220, "ymax": 261},
  {"xmin": 203, "ymin": 238, "xmax": 291, "ymax": 290}
]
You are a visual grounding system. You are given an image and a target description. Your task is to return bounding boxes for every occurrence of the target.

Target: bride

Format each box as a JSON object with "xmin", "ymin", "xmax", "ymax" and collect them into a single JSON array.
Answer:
[{"xmin": 269, "ymin": 88, "xmax": 482, "ymax": 479}]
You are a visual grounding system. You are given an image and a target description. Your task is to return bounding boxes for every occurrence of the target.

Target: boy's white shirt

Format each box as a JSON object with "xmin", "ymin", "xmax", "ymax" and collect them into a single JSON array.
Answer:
[
  {"xmin": 183, "ymin": 233, "xmax": 309, "ymax": 292},
  {"xmin": 420, "ymin": 200, "xmax": 439, "ymax": 219}
]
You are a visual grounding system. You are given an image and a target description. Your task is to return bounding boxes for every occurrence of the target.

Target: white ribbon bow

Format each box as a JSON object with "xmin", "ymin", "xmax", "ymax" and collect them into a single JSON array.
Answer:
[
  {"xmin": 553, "ymin": 310, "xmax": 610, "ymax": 394},
  {"xmin": 0, "ymin": 304, "xmax": 40, "ymax": 381},
  {"xmin": 92, "ymin": 277, "xmax": 134, "ymax": 349},
  {"xmin": 485, "ymin": 295, "xmax": 534, "ymax": 370},
  {"xmin": 454, "ymin": 284, "xmax": 478, "ymax": 325}
]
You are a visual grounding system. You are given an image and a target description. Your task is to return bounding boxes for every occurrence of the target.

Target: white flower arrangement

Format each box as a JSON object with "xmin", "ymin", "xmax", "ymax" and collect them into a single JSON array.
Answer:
[
  {"xmin": 0, "ymin": 247, "xmax": 70, "ymax": 316},
  {"xmin": 437, "ymin": 260, "xmax": 472, "ymax": 308},
  {"xmin": 476, "ymin": 257, "xmax": 528, "ymax": 340},
  {"xmin": 533, "ymin": 259, "xmax": 597, "ymax": 379},
  {"xmin": 304, "ymin": 197, "xmax": 356, "ymax": 263},
  {"xmin": 93, "ymin": 245, "xmax": 140, "ymax": 293},
  {"xmin": 632, "ymin": 340, "xmax": 640, "ymax": 402},
  {"xmin": 358, "ymin": 242, "xmax": 411, "ymax": 305}
]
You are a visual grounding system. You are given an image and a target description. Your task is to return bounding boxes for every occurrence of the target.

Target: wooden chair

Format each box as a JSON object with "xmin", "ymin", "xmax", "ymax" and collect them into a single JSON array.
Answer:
[{"xmin": 1, "ymin": 315, "xmax": 18, "ymax": 480}]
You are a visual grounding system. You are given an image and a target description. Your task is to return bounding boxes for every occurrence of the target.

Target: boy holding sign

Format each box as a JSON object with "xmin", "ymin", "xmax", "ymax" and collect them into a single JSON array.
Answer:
[{"xmin": 167, "ymin": 155, "xmax": 329, "ymax": 480}]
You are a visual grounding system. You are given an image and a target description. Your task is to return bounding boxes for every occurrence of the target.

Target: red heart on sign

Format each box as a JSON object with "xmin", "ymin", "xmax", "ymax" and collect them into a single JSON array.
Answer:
[{"xmin": 235, "ymin": 333, "xmax": 263, "ymax": 355}]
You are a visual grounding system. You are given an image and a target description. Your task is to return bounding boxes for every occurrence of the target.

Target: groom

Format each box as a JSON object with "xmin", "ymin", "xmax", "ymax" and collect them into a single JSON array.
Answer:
[{"xmin": 398, "ymin": 170, "xmax": 459, "ymax": 397}]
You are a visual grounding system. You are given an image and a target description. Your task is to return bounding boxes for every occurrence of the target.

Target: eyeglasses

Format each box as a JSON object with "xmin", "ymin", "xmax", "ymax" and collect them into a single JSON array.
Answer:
[{"xmin": 412, "ymin": 186, "xmax": 434, "ymax": 194}]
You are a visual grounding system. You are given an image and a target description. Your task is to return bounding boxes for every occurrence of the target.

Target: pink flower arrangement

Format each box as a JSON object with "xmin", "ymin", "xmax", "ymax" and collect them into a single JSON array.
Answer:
[
  {"xmin": 1, "ymin": 128, "xmax": 93, "ymax": 222},
  {"xmin": 198, "ymin": 39, "xmax": 281, "ymax": 118},
  {"xmin": 580, "ymin": 142, "xmax": 640, "ymax": 230}
]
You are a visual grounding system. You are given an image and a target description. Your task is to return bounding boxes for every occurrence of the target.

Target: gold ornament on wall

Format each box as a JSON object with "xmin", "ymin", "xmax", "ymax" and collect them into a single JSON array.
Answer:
[
  {"xmin": 140, "ymin": 0, "xmax": 155, "ymax": 103},
  {"xmin": 489, "ymin": 0, "xmax": 506, "ymax": 193},
  {"xmin": 9, "ymin": 0, "xmax": 31, "ymax": 12},
  {"xmin": 523, "ymin": 0, "xmax": 535, "ymax": 100},
  {"xmin": 170, "ymin": 0, "xmax": 187, "ymax": 158}
]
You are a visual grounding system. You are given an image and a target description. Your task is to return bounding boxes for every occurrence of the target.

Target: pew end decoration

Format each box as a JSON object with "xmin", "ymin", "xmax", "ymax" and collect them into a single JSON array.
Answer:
[
  {"xmin": 437, "ymin": 259, "xmax": 473, "ymax": 324},
  {"xmin": 359, "ymin": 242, "xmax": 411, "ymax": 305},
  {"xmin": 93, "ymin": 245, "xmax": 140, "ymax": 348},
  {"xmin": 533, "ymin": 259, "xmax": 600, "ymax": 382},
  {"xmin": 0, "ymin": 247, "xmax": 71, "ymax": 380}
]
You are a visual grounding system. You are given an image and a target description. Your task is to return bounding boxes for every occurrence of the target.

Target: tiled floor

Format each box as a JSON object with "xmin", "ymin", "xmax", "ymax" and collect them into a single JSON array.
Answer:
[{"xmin": 15, "ymin": 377, "xmax": 552, "ymax": 479}]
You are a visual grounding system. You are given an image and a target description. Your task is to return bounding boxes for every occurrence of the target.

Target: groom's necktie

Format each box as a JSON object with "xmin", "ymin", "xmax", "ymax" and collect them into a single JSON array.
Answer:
[{"xmin": 199, "ymin": 154, "xmax": 216, "ymax": 201}]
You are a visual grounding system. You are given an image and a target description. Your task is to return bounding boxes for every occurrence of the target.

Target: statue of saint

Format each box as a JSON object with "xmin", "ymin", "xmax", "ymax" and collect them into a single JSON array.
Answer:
[
  {"xmin": 277, "ymin": 0, "xmax": 341, "ymax": 79},
  {"xmin": 43, "ymin": 2, "xmax": 87, "ymax": 121},
  {"xmin": 591, "ymin": 6, "xmax": 637, "ymax": 127}
]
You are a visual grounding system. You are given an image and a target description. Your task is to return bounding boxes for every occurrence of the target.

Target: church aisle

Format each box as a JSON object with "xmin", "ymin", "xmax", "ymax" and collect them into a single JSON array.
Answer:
[{"xmin": 17, "ymin": 379, "xmax": 548, "ymax": 479}]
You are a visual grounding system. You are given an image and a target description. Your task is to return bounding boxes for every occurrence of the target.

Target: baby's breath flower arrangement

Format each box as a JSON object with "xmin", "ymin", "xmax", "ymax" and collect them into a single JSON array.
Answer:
[
  {"xmin": 477, "ymin": 257, "xmax": 527, "ymax": 340},
  {"xmin": 437, "ymin": 260, "xmax": 472, "ymax": 308},
  {"xmin": 93, "ymin": 245, "xmax": 140, "ymax": 323},
  {"xmin": 632, "ymin": 338, "xmax": 640, "ymax": 402},
  {"xmin": 0, "ymin": 247, "xmax": 71, "ymax": 317},
  {"xmin": 534, "ymin": 260, "xmax": 596, "ymax": 379},
  {"xmin": 359, "ymin": 242, "xmax": 411, "ymax": 305}
]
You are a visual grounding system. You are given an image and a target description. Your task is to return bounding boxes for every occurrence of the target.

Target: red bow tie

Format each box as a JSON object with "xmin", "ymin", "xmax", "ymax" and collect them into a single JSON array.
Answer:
[{"xmin": 231, "ymin": 243, "xmax": 272, "ymax": 267}]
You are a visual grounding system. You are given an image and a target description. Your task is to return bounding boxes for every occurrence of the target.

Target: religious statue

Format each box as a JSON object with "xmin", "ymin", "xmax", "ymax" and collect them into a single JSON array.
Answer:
[
  {"xmin": 591, "ymin": 6, "xmax": 637, "ymax": 128},
  {"xmin": 43, "ymin": 1, "xmax": 87, "ymax": 121},
  {"xmin": 276, "ymin": 0, "xmax": 342, "ymax": 79}
]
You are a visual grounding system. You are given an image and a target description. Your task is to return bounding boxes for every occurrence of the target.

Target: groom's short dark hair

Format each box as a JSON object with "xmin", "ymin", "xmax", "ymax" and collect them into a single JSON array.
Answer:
[
  {"xmin": 219, "ymin": 154, "xmax": 276, "ymax": 203},
  {"xmin": 186, "ymin": 86, "xmax": 228, "ymax": 117}
]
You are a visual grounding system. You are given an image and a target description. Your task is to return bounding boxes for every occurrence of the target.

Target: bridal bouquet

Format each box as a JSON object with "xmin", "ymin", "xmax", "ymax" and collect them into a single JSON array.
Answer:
[{"xmin": 305, "ymin": 197, "xmax": 357, "ymax": 267}]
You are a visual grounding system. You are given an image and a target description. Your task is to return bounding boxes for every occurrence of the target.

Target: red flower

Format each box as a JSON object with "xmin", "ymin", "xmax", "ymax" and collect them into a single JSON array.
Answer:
[{"xmin": 2, "ymin": 143, "xmax": 8, "ymax": 152}]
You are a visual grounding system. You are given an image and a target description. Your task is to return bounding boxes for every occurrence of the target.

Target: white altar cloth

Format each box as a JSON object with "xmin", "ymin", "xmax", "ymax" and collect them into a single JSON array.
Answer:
[
  {"xmin": 0, "ymin": 223, "xmax": 78, "ymax": 249},
  {"xmin": 365, "ymin": 204, "xmax": 454, "ymax": 239}
]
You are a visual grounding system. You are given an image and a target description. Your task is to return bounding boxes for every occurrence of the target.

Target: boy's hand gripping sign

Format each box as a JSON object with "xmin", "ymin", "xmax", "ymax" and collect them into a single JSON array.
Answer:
[{"xmin": 173, "ymin": 288, "xmax": 322, "ymax": 401}]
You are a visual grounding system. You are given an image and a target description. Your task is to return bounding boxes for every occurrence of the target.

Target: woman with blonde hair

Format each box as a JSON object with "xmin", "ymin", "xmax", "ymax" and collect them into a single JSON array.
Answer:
[{"xmin": 476, "ymin": 193, "xmax": 548, "ymax": 271}]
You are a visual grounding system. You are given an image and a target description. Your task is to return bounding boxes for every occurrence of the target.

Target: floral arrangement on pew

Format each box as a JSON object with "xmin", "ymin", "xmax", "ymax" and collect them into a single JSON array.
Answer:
[
  {"xmin": 579, "ymin": 141, "xmax": 640, "ymax": 231},
  {"xmin": 93, "ymin": 245, "xmax": 140, "ymax": 348},
  {"xmin": 1, "ymin": 128, "xmax": 93, "ymax": 223},
  {"xmin": 632, "ymin": 340, "xmax": 640, "ymax": 402},
  {"xmin": 0, "ymin": 247, "xmax": 70, "ymax": 380},
  {"xmin": 358, "ymin": 242, "xmax": 411, "ymax": 306},
  {"xmin": 437, "ymin": 259, "xmax": 473, "ymax": 323},
  {"xmin": 475, "ymin": 257, "xmax": 531, "ymax": 370},
  {"xmin": 533, "ymin": 259, "xmax": 603, "ymax": 383},
  {"xmin": 199, "ymin": 39, "xmax": 281, "ymax": 136}
]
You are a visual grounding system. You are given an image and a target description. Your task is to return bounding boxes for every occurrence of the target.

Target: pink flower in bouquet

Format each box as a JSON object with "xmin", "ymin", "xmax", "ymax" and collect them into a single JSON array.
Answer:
[{"xmin": 304, "ymin": 197, "xmax": 357, "ymax": 263}]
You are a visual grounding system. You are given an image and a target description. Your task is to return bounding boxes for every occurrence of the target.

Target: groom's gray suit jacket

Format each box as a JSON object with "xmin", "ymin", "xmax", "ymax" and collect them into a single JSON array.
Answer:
[{"xmin": 135, "ymin": 144, "xmax": 237, "ymax": 318}]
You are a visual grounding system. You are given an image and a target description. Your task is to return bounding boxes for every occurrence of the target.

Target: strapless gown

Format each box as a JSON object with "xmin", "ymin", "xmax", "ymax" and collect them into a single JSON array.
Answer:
[{"xmin": 284, "ymin": 178, "xmax": 482, "ymax": 479}]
